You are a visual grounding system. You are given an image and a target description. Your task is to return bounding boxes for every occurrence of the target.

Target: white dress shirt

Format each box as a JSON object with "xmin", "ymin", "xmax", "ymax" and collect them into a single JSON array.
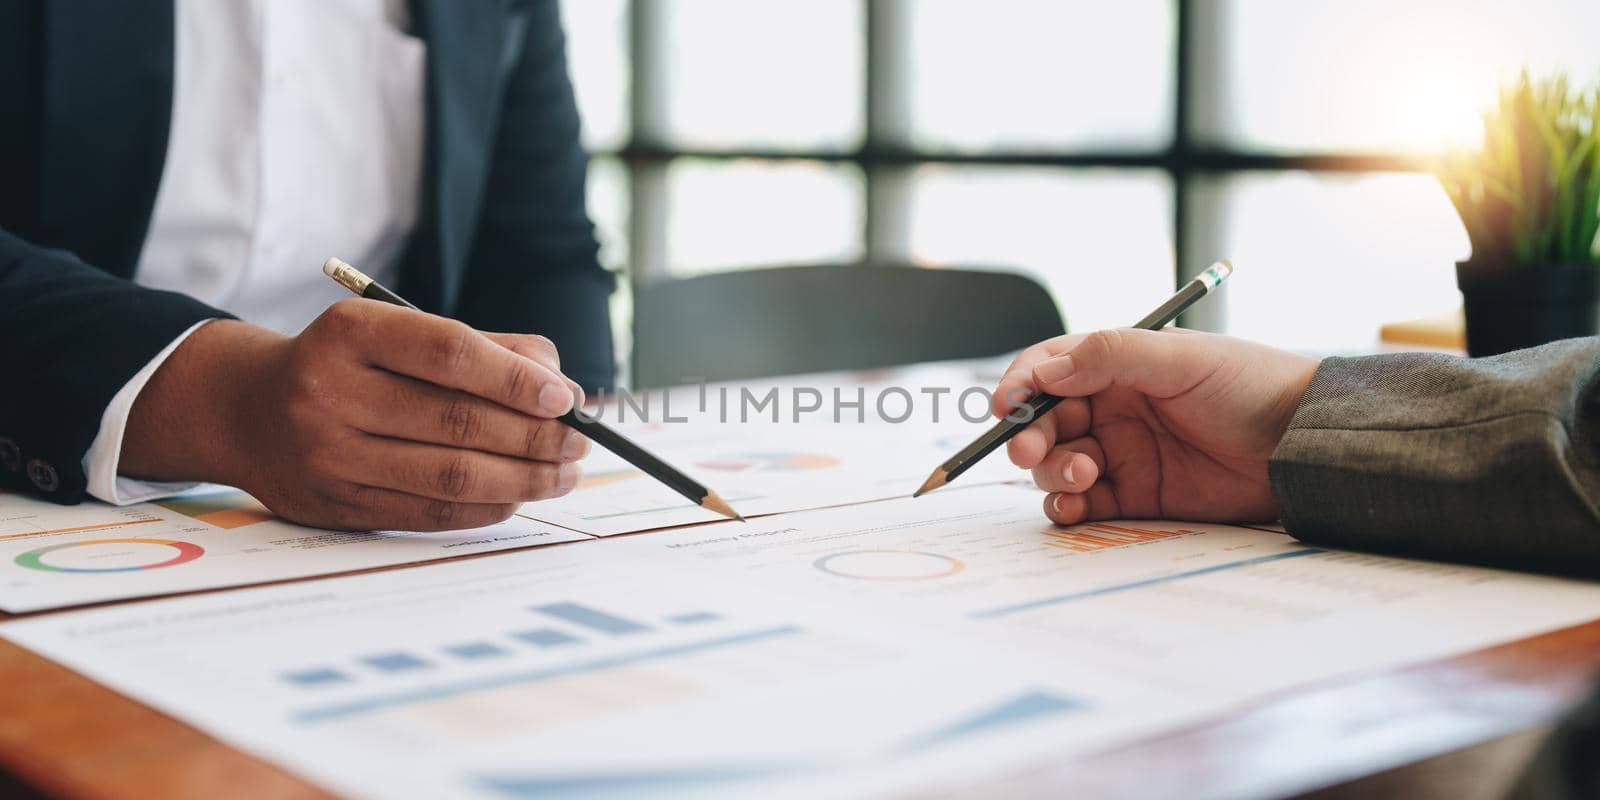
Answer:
[{"xmin": 83, "ymin": 0, "xmax": 426, "ymax": 504}]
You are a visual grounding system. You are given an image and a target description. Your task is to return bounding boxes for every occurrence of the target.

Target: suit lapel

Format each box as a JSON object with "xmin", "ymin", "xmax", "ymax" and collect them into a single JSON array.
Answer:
[
  {"xmin": 404, "ymin": 0, "xmax": 517, "ymax": 313},
  {"xmin": 39, "ymin": 0, "xmax": 174, "ymax": 275}
]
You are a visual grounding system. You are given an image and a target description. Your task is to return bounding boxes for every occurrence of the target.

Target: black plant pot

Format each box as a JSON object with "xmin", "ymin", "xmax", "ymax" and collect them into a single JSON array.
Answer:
[{"xmin": 1457, "ymin": 262, "xmax": 1600, "ymax": 357}]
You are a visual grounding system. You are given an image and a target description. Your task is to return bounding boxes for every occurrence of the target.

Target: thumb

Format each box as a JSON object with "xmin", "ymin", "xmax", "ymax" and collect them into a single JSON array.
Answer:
[{"xmin": 1031, "ymin": 328, "xmax": 1223, "ymax": 399}]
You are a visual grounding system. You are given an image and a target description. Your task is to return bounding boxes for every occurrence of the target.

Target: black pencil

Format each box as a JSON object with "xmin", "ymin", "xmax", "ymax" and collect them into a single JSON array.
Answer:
[
  {"xmin": 322, "ymin": 257, "xmax": 744, "ymax": 521},
  {"xmin": 914, "ymin": 260, "xmax": 1235, "ymax": 498}
]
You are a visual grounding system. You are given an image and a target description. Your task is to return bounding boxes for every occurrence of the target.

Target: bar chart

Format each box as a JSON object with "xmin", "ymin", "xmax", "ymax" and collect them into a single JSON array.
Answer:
[
  {"xmin": 277, "ymin": 601, "xmax": 749, "ymax": 705},
  {"xmin": 1040, "ymin": 522, "xmax": 1199, "ymax": 553},
  {"xmin": 153, "ymin": 491, "xmax": 276, "ymax": 530}
]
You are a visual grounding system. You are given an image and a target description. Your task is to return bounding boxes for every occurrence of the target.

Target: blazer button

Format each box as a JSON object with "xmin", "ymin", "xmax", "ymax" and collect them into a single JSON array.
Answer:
[
  {"xmin": 0, "ymin": 438, "xmax": 19, "ymax": 472},
  {"xmin": 26, "ymin": 459, "xmax": 60, "ymax": 493}
]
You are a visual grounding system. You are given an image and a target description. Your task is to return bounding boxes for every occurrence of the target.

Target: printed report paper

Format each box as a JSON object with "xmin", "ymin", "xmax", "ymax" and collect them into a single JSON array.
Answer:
[
  {"xmin": 518, "ymin": 422, "xmax": 1021, "ymax": 536},
  {"xmin": 0, "ymin": 488, "xmax": 591, "ymax": 612},
  {"xmin": 9, "ymin": 485, "xmax": 1600, "ymax": 798}
]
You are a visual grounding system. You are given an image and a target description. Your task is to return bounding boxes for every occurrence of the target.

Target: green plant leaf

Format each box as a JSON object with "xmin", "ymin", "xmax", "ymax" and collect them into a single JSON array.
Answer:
[{"xmin": 1435, "ymin": 69, "xmax": 1600, "ymax": 267}]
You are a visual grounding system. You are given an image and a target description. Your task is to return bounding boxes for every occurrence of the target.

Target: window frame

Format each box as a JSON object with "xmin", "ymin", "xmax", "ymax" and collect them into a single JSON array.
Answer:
[{"xmin": 596, "ymin": 0, "xmax": 1433, "ymax": 329}]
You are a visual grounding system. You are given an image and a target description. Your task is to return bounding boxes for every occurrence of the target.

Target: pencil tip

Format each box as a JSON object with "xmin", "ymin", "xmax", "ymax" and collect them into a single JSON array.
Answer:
[
  {"xmin": 913, "ymin": 469, "xmax": 948, "ymax": 498},
  {"xmin": 701, "ymin": 491, "xmax": 744, "ymax": 522}
]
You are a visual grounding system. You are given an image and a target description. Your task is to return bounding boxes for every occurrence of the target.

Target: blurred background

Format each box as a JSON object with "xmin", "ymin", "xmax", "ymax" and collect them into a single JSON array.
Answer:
[{"xmin": 556, "ymin": 0, "xmax": 1600, "ymax": 372}]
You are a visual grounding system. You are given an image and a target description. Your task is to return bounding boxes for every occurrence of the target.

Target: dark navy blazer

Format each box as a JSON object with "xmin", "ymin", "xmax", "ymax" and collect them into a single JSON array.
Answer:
[{"xmin": 0, "ymin": 0, "xmax": 616, "ymax": 503}]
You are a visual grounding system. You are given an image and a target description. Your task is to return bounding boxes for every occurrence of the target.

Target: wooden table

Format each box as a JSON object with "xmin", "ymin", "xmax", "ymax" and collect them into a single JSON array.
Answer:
[{"xmin": 0, "ymin": 545, "xmax": 1595, "ymax": 800}]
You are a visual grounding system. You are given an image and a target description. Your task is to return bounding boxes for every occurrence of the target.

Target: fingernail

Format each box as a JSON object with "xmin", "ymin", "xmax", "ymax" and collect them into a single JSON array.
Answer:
[
  {"xmin": 561, "ymin": 431, "xmax": 589, "ymax": 460},
  {"xmin": 538, "ymin": 383, "xmax": 571, "ymax": 415},
  {"xmin": 1051, "ymin": 494, "xmax": 1066, "ymax": 515},
  {"xmin": 558, "ymin": 463, "xmax": 581, "ymax": 493},
  {"xmin": 1034, "ymin": 355, "xmax": 1076, "ymax": 384},
  {"xmin": 1062, "ymin": 459, "xmax": 1077, "ymax": 485}
]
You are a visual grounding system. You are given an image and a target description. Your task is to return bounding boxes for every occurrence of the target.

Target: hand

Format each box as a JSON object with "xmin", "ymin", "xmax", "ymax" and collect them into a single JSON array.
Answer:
[
  {"xmin": 992, "ymin": 329, "xmax": 1320, "ymax": 526},
  {"xmin": 122, "ymin": 300, "xmax": 591, "ymax": 531}
]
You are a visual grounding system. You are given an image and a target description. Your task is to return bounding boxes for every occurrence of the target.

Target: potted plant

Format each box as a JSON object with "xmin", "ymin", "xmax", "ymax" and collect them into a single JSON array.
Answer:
[{"xmin": 1437, "ymin": 72, "xmax": 1600, "ymax": 357}]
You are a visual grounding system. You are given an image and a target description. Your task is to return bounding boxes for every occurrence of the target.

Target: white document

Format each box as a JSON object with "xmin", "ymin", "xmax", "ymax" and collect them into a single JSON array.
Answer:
[
  {"xmin": 516, "ymin": 359, "xmax": 1025, "ymax": 536},
  {"xmin": 519, "ymin": 422, "xmax": 1022, "ymax": 536},
  {"xmin": 608, "ymin": 485, "xmax": 1600, "ymax": 698},
  {"xmin": 0, "ymin": 488, "xmax": 591, "ymax": 612},
  {"xmin": 8, "ymin": 484, "xmax": 1600, "ymax": 798},
  {"xmin": 0, "ymin": 542, "xmax": 1218, "ymax": 799}
]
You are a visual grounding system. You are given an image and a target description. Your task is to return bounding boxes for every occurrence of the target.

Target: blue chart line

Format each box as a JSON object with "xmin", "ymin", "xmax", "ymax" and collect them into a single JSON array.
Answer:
[
  {"xmin": 895, "ymin": 690, "xmax": 1085, "ymax": 755},
  {"xmin": 479, "ymin": 763, "xmax": 817, "ymax": 799},
  {"xmin": 477, "ymin": 689, "xmax": 1083, "ymax": 797},
  {"xmin": 971, "ymin": 548, "xmax": 1325, "ymax": 619},
  {"xmin": 289, "ymin": 626, "xmax": 803, "ymax": 725}
]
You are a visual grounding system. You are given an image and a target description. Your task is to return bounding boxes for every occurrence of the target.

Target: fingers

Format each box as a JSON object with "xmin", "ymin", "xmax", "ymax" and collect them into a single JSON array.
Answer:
[
  {"xmin": 1006, "ymin": 407, "xmax": 1056, "ymax": 468},
  {"xmin": 482, "ymin": 331, "xmax": 560, "ymax": 372},
  {"xmin": 994, "ymin": 336, "xmax": 1091, "ymax": 470},
  {"xmin": 357, "ymin": 373, "xmax": 589, "ymax": 463},
  {"xmin": 315, "ymin": 484, "xmax": 522, "ymax": 533},
  {"xmin": 483, "ymin": 332, "xmax": 586, "ymax": 409},
  {"xmin": 1041, "ymin": 485, "xmax": 1121, "ymax": 526},
  {"xmin": 316, "ymin": 300, "xmax": 577, "ymax": 419},
  {"xmin": 334, "ymin": 435, "xmax": 582, "ymax": 504},
  {"xmin": 1006, "ymin": 398, "xmax": 1089, "ymax": 468},
  {"xmin": 992, "ymin": 334, "xmax": 1088, "ymax": 418},
  {"xmin": 1030, "ymin": 328, "xmax": 1225, "ymax": 400},
  {"xmin": 1030, "ymin": 437, "xmax": 1106, "ymax": 493}
]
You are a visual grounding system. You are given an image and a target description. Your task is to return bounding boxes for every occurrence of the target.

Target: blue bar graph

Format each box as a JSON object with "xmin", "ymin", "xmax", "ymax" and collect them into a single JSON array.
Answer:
[
  {"xmin": 285, "ymin": 601, "xmax": 734, "ymax": 694},
  {"xmin": 446, "ymin": 642, "xmax": 511, "ymax": 660},
  {"xmin": 363, "ymin": 652, "xmax": 432, "ymax": 673},
  {"xmin": 513, "ymin": 628, "xmax": 582, "ymax": 648},
  {"xmin": 292, "ymin": 626, "xmax": 804, "ymax": 724},
  {"xmin": 667, "ymin": 611, "xmax": 721, "ymax": 626},
  {"xmin": 532, "ymin": 602, "xmax": 652, "ymax": 635},
  {"xmin": 282, "ymin": 667, "xmax": 352, "ymax": 688}
]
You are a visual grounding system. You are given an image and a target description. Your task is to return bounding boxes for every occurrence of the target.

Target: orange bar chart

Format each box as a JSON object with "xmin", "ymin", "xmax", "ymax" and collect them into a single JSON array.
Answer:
[
  {"xmin": 154, "ymin": 493, "xmax": 275, "ymax": 530},
  {"xmin": 1040, "ymin": 522, "xmax": 1197, "ymax": 553}
]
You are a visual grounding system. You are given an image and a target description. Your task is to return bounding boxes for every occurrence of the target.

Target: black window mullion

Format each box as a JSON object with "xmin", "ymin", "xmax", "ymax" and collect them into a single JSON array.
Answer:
[
  {"xmin": 1172, "ymin": 0, "xmax": 1192, "ymax": 318},
  {"xmin": 614, "ymin": 0, "xmax": 1423, "ymax": 329}
]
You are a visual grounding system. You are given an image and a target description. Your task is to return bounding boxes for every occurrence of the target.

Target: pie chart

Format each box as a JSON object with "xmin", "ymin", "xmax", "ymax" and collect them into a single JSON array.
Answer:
[
  {"xmin": 813, "ymin": 550, "xmax": 965, "ymax": 581},
  {"xmin": 15, "ymin": 538, "xmax": 205, "ymax": 573}
]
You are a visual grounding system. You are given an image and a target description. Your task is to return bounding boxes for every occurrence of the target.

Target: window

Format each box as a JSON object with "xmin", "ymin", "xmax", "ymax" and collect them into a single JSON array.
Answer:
[
  {"xmin": 559, "ymin": 0, "xmax": 1599, "ymax": 368},
  {"xmin": 904, "ymin": 0, "xmax": 1174, "ymax": 152}
]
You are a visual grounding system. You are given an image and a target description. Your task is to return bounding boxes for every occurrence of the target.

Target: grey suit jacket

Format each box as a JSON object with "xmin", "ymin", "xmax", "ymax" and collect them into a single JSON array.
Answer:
[
  {"xmin": 1268, "ymin": 339, "xmax": 1600, "ymax": 798},
  {"xmin": 1269, "ymin": 337, "xmax": 1600, "ymax": 573}
]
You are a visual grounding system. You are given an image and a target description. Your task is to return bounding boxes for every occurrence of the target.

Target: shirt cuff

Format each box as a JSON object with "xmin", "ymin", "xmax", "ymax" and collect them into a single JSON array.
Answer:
[{"xmin": 83, "ymin": 319, "xmax": 217, "ymax": 505}]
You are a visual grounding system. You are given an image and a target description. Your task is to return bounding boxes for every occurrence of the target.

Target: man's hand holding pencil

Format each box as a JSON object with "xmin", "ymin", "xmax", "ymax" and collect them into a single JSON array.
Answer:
[{"xmin": 118, "ymin": 299, "xmax": 591, "ymax": 532}]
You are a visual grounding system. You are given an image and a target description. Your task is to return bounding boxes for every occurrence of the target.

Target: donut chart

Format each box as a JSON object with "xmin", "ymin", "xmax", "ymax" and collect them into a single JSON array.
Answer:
[
  {"xmin": 15, "ymin": 538, "xmax": 205, "ymax": 573},
  {"xmin": 813, "ymin": 550, "xmax": 965, "ymax": 581}
]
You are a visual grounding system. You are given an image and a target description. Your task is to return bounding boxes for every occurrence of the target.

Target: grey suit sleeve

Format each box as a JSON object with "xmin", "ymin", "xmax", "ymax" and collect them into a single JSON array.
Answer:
[{"xmin": 1268, "ymin": 338, "xmax": 1600, "ymax": 568}]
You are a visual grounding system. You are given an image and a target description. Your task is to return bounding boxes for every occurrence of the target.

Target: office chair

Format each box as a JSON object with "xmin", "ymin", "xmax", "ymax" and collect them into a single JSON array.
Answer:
[{"xmin": 631, "ymin": 264, "xmax": 1066, "ymax": 388}]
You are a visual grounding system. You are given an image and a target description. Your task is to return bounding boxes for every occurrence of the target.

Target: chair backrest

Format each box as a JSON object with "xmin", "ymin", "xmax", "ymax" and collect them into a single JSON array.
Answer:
[{"xmin": 631, "ymin": 264, "xmax": 1065, "ymax": 388}]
